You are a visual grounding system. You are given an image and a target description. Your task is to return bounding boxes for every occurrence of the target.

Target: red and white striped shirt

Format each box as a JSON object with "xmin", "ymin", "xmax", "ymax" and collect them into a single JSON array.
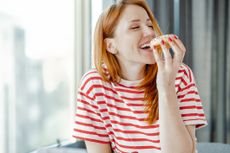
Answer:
[{"xmin": 73, "ymin": 64, "xmax": 207, "ymax": 153}]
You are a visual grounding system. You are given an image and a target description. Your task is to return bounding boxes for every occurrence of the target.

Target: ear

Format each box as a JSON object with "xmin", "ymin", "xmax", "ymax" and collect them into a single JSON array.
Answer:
[{"xmin": 104, "ymin": 38, "xmax": 118, "ymax": 54}]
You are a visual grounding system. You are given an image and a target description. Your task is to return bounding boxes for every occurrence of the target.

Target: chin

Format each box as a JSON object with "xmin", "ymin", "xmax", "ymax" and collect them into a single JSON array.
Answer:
[
  {"xmin": 146, "ymin": 62, "xmax": 156, "ymax": 65},
  {"xmin": 144, "ymin": 58, "xmax": 156, "ymax": 64}
]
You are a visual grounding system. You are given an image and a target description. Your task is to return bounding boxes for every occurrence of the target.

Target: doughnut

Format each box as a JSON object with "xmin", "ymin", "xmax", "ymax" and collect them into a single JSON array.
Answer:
[{"xmin": 150, "ymin": 34, "xmax": 176, "ymax": 50}]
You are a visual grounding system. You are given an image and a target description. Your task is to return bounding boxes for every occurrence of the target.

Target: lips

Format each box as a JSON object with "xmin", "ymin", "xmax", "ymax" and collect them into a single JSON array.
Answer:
[
  {"xmin": 139, "ymin": 40, "xmax": 152, "ymax": 52},
  {"xmin": 140, "ymin": 43, "xmax": 151, "ymax": 49}
]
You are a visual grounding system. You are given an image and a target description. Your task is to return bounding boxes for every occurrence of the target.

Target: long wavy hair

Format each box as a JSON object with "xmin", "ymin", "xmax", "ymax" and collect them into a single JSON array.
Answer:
[{"xmin": 93, "ymin": 0, "xmax": 163, "ymax": 124}]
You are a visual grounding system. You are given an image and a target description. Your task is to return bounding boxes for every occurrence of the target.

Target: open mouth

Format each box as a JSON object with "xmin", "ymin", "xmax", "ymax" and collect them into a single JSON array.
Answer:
[{"xmin": 140, "ymin": 43, "xmax": 151, "ymax": 50}]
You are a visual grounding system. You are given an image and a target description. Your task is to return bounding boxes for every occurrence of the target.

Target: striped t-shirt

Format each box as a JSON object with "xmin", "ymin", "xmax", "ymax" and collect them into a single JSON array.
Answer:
[{"xmin": 73, "ymin": 64, "xmax": 207, "ymax": 153}]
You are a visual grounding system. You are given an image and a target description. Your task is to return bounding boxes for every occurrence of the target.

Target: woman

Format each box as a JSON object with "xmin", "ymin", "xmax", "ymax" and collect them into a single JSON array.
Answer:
[{"xmin": 73, "ymin": 0, "xmax": 207, "ymax": 153}]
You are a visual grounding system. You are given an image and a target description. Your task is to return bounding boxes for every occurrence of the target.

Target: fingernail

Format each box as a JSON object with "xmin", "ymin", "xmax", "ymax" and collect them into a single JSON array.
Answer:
[
  {"xmin": 161, "ymin": 40, "xmax": 165, "ymax": 45},
  {"xmin": 168, "ymin": 37, "xmax": 173, "ymax": 42},
  {"xmin": 174, "ymin": 35, "xmax": 178, "ymax": 39}
]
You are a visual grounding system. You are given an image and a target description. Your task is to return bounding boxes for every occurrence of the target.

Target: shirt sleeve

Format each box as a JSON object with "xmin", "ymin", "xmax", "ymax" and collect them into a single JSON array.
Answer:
[
  {"xmin": 73, "ymin": 72, "xmax": 110, "ymax": 143},
  {"xmin": 176, "ymin": 64, "xmax": 208, "ymax": 129}
]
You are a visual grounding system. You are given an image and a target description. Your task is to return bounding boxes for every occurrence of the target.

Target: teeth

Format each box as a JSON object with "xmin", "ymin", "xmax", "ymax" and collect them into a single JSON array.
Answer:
[{"xmin": 141, "ymin": 43, "xmax": 150, "ymax": 49}]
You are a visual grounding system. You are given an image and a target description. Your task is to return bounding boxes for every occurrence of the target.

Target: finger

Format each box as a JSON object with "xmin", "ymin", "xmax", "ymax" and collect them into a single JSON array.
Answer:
[
  {"xmin": 172, "ymin": 35, "xmax": 186, "ymax": 52},
  {"xmin": 167, "ymin": 35, "xmax": 185, "ymax": 64},
  {"xmin": 160, "ymin": 39, "xmax": 172, "ymax": 66},
  {"xmin": 153, "ymin": 46, "xmax": 163, "ymax": 68}
]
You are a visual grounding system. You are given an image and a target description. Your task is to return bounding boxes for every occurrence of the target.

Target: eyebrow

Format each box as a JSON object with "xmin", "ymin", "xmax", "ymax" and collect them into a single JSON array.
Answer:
[{"xmin": 129, "ymin": 18, "xmax": 151, "ymax": 23}]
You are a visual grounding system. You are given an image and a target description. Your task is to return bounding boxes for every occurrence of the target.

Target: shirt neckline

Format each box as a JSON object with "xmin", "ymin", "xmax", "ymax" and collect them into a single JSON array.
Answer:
[{"xmin": 119, "ymin": 78, "xmax": 143, "ymax": 87}]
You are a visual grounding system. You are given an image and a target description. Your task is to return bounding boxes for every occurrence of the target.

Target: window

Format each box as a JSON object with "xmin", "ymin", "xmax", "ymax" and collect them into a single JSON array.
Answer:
[
  {"xmin": 0, "ymin": 0, "xmax": 74, "ymax": 152},
  {"xmin": 0, "ymin": 0, "xmax": 115, "ymax": 152}
]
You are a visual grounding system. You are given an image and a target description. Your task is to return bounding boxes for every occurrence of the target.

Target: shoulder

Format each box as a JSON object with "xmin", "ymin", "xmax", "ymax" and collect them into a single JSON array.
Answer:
[
  {"xmin": 175, "ymin": 63, "xmax": 196, "ymax": 92},
  {"xmin": 81, "ymin": 68, "xmax": 102, "ymax": 82},
  {"xmin": 177, "ymin": 63, "xmax": 194, "ymax": 82},
  {"xmin": 78, "ymin": 68, "xmax": 109, "ymax": 92}
]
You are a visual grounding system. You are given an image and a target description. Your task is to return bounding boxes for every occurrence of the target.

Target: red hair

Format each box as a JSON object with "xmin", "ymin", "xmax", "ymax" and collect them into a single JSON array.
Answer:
[{"xmin": 93, "ymin": 0, "xmax": 163, "ymax": 124}]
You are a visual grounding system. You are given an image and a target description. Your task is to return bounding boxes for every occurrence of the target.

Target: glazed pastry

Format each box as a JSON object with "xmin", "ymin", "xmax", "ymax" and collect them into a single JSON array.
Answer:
[{"xmin": 150, "ymin": 34, "xmax": 176, "ymax": 50}]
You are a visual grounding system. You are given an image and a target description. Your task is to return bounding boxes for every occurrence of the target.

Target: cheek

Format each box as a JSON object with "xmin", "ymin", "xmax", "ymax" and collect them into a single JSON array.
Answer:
[
  {"xmin": 116, "ymin": 34, "xmax": 140, "ymax": 52},
  {"xmin": 117, "ymin": 38, "xmax": 132, "ymax": 51},
  {"xmin": 127, "ymin": 37, "xmax": 139, "ymax": 49}
]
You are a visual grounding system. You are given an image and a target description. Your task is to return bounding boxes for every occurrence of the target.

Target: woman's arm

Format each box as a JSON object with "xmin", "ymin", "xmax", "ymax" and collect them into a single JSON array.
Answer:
[
  {"xmin": 153, "ymin": 36, "xmax": 196, "ymax": 153},
  {"xmin": 158, "ymin": 88, "xmax": 196, "ymax": 153},
  {"xmin": 187, "ymin": 125, "xmax": 197, "ymax": 152},
  {"xmin": 85, "ymin": 141, "xmax": 113, "ymax": 153}
]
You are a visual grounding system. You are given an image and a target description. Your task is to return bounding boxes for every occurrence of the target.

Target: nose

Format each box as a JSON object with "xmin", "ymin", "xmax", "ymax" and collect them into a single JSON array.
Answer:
[{"xmin": 143, "ymin": 25, "xmax": 155, "ymax": 38}]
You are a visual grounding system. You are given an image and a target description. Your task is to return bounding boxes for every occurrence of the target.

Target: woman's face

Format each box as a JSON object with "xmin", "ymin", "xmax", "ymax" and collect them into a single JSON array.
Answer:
[{"xmin": 108, "ymin": 4, "xmax": 156, "ymax": 66}]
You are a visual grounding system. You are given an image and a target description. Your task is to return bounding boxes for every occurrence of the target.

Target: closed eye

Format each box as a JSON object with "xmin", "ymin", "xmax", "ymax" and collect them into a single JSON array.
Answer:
[
  {"xmin": 130, "ymin": 26, "xmax": 140, "ymax": 30},
  {"xmin": 148, "ymin": 25, "xmax": 153, "ymax": 29}
]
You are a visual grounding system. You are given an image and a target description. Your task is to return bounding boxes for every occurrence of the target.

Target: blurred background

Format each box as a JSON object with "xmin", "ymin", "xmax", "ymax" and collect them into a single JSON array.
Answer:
[{"xmin": 0, "ymin": 0, "xmax": 229, "ymax": 153}]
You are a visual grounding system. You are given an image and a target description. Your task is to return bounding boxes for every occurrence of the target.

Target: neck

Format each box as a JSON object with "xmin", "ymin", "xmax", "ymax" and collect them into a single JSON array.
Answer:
[{"xmin": 119, "ymin": 62, "xmax": 146, "ymax": 81}]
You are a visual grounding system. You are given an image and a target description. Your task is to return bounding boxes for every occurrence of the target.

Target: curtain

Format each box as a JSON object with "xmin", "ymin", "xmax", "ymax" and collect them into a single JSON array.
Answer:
[
  {"xmin": 209, "ymin": 0, "xmax": 230, "ymax": 143},
  {"xmin": 148, "ymin": 0, "xmax": 230, "ymax": 144}
]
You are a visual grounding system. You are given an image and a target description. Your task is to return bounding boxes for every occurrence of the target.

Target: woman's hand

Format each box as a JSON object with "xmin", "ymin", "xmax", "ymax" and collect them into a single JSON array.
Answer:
[
  {"xmin": 152, "ymin": 35, "xmax": 186, "ymax": 92},
  {"xmin": 153, "ymin": 36, "xmax": 195, "ymax": 153}
]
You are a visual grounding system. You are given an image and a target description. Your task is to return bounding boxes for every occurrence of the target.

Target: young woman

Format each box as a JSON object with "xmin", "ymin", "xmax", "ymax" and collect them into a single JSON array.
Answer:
[{"xmin": 73, "ymin": 0, "xmax": 207, "ymax": 153}]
